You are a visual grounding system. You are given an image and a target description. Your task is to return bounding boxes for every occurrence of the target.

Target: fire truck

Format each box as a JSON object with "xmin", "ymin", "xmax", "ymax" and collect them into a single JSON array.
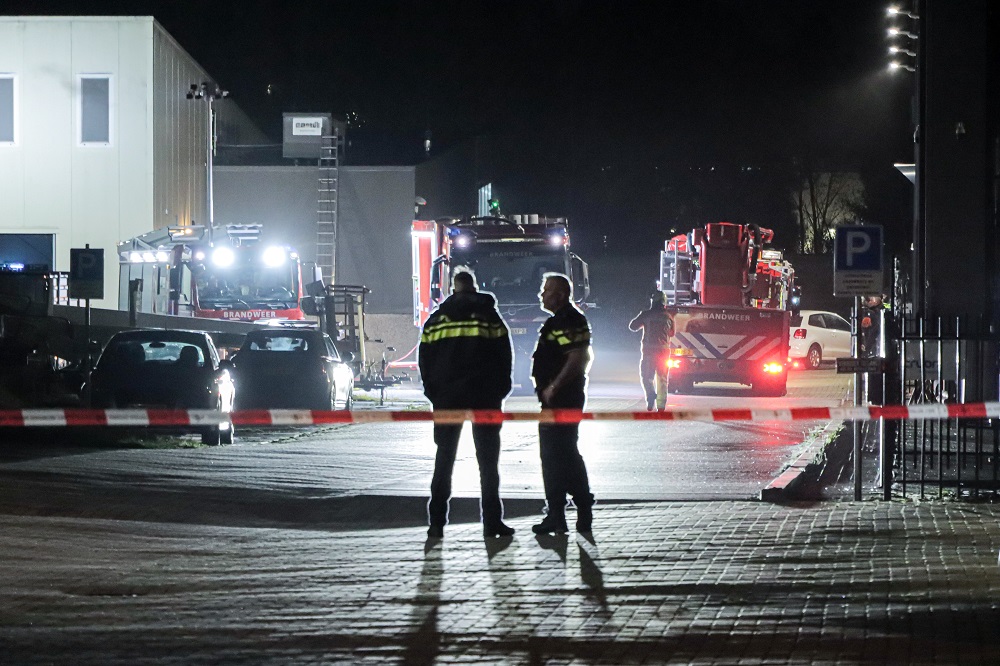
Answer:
[
  {"xmin": 658, "ymin": 222, "xmax": 797, "ymax": 396},
  {"xmin": 118, "ymin": 224, "xmax": 306, "ymax": 322},
  {"xmin": 411, "ymin": 215, "xmax": 590, "ymax": 392}
]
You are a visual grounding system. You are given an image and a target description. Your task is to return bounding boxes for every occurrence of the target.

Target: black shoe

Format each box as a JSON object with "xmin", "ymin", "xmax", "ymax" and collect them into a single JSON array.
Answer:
[
  {"xmin": 532, "ymin": 515, "xmax": 568, "ymax": 535},
  {"xmin": 427, "ymin": 525, "xmax": 444, "ymax": 538},
  {"xmin": 646, "ymin": 402, "xmax": 655, "ymax": 412},
  {"xmin": 484, "ymin": 522, "xmax": 516, "ymax": 538},
  {"xmin": 576, "ymin": 506, "xmax": 593, "ymax": 533}
]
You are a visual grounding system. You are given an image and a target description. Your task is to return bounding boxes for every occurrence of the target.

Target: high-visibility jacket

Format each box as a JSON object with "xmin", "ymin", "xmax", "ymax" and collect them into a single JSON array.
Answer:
[
  {"xmin": 418, "ymin": 291, "xmax": 512, "ymax": 409},
  {"xmin": 532, "ymin": 303, "xmax": 591, "ymax": 408}
]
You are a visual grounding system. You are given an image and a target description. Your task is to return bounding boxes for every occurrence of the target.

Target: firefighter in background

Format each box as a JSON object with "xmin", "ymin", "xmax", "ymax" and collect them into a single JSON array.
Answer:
[
  {"xmin": 418, "ymin": 270, "xmax": 515, "ymax": 540},
  {"xmin": 860, "ymin": 294, "xmax": 888, "ymax": 358},
  {"xmin": 629, "ymin": 291, "xmax": 675, "ymax": 411}
]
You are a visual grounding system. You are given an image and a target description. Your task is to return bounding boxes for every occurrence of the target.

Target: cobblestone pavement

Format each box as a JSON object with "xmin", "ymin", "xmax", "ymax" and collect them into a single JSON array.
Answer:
[{"xmin": 2, "ymin": 500, "xmax": 1000, "ymax": 664}]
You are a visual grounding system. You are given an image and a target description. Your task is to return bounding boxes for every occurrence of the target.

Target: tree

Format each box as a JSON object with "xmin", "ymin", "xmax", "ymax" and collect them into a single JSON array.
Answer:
[{"xmin": 792, "ymin": 170, "xmax": 865, "ymax": 254}]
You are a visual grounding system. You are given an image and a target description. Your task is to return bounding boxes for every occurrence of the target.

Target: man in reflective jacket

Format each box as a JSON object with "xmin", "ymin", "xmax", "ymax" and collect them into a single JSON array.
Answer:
[
  {"xmin": 629, "ymin": 290, "xmax": 675, "ymax": 411},
  {"xmin": 530, "ymin": 273, "xmax": 595, "ymax": 535},
  {"xmin": 419, "ymin": 270, "xmax": 515, "ymax": 539}
]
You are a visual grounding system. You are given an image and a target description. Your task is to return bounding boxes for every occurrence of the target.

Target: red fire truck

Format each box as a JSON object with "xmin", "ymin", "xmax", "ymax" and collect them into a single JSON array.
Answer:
[
  {"xmin": 411, "ymin": 215, "xmax": 590, "ymax": 392},
  {"xmin": 118, "ymin": 224, "xmax": 306, "ymax": 322},
  {"xmin": 658, "ymin": 222, "xmax": 797, "ymax": 396}
]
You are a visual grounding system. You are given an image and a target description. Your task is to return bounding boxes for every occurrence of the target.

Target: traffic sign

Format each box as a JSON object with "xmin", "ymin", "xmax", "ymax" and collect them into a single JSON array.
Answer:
[
  {"xmin": 834, "ymin": 225, "xmax": 883, "ymax": 297},
  {"xmin": 69, "ymin": 247, "xmax": 104, "ymax": 300}
]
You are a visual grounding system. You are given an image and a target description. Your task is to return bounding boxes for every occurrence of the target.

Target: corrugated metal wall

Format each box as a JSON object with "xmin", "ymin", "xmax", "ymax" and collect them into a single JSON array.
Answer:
[{"xmin": 213, "ymin": 165, "xmax": 415, "ymax": 314}]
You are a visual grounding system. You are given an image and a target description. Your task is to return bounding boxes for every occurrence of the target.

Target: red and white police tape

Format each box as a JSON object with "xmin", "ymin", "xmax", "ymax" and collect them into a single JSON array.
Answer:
[{"xmin": 1, "ymin": 402, "xmax": 999, "ymax": 427}]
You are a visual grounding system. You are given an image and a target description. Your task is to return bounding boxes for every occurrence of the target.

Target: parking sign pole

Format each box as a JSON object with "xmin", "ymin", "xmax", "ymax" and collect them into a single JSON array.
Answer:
[{"xmin": 853, "ymin": 295, "xmax": 863, "ymax": 501}]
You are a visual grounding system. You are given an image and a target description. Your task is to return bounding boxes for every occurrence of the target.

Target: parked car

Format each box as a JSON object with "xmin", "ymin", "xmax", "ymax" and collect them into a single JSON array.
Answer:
[
  {"xmin": 87, "ymin": 329, "xmax": 235, "ymax": 445},
  {"xmin": 232, "ymin": 329, "xmax": 354, "ymax": 410},
  {"xmin": 788, "ymin": 310, "xmax": 853, "ymax": 370}
]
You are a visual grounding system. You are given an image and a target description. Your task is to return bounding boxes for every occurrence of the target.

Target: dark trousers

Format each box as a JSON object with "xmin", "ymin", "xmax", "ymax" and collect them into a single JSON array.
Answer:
[
  {"xmin": 639, "ymin": 348, "xmax": 669, "ymax": 409},
  {"xmin": 538, "ymin": 423, "xmax": 593, "ymax": 518},
  {"xmin": 428, "ymin": 422, "xmax": 504, "ymax": 527}
]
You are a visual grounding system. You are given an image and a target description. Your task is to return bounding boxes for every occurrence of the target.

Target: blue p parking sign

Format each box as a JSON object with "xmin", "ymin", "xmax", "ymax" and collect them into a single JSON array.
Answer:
[
  {"xmin": 834, "ymin": 226, "xmax": 883, "ymax": 297},
  {"xmin": 69, "ymin": 247, "xmax": 105, "ymax": 300}
]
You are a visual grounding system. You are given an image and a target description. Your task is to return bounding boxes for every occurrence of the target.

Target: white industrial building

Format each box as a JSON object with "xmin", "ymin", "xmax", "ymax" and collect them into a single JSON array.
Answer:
[{"xmin": 0, "ymin": 16, "xmax": 263, "ymax": 308}]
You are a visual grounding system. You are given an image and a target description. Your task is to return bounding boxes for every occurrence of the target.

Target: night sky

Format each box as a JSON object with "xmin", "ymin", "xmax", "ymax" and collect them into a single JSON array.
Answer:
[
  {"xmin": 5, "ymin": 1, "xmax": 912, "ymax": 161},
  {"xmin": 5, "ymin": 1, "xmax": 915, "ymax": 258}
]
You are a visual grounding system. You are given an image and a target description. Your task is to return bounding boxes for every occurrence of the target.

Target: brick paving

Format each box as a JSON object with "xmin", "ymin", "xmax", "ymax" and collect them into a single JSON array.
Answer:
[{"xmin": 2, "ymin": 500, "xmax": 1000, "ymax": 664}]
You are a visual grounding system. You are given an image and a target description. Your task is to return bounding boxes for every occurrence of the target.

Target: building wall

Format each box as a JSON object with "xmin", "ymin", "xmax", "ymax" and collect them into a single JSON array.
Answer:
[
  {"xmin": 151, "ymin": 23, "xmax": 267, "ymax": 234},
  {"xmin": 0, "ymin": 17, "xmax": 156, "ymax": 308},
  {"xmin": 213, "ymin": 165, "xmax": 415, "ymax": 314}
]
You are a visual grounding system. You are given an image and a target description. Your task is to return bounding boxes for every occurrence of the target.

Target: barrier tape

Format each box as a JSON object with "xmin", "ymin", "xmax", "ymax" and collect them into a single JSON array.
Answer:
[{"xmin": 1, "ymin": 402, "xmax": 999, "ymax": 427}]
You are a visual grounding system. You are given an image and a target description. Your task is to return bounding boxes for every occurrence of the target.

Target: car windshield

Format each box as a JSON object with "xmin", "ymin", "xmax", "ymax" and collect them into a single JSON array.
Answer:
[
  {"xmin": 195, "ymin": 257, "xmax": 297, "ymax": 309},
  {"xmin": 451, "ymin": 244, "xmax": 567, "ymax": 305},
  {"xmin": 244, "ymin": 334, "xmax": 311, "ymax": 352}
]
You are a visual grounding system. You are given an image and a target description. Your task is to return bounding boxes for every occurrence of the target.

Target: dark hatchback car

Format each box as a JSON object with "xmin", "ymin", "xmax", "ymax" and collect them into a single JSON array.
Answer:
[
  {"xmin": 232, "ymin": 329, "xmax": 354, "ymax": 410},
  {"xmin": 87, "ymin": 329, "xmax": 235, "ymax": 445}
]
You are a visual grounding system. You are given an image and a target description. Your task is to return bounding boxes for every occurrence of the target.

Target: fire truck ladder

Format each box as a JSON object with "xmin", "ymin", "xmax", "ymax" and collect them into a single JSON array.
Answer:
[{"xmin": 316, "ymin": 130, "xmax": 340, "ymax": 285}]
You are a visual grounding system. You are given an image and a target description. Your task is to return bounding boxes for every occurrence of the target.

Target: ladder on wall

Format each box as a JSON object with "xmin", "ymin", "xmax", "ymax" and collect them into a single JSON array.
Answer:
[{"xmin": 316, "ymin": 130, "xmax": 340, "ymax": 285}]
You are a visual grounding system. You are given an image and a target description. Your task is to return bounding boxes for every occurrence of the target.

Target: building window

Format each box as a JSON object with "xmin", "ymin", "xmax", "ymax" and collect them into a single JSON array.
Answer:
[
  {"xmin": 79, "ymin": 75, "xmax": 111, "ymax": 145},
  {"xmin": 0, "ymin": 75, "xmax": 14, "ymax": 144}
]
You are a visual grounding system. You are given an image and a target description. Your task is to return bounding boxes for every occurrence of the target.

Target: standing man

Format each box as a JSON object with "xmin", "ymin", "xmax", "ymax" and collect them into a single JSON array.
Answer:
[
  {"xmin": 419, "ymin": 270, "xmax": 515, "ymax": 539},
  {"xmin": 531, "ymin": 273, "xmax": 595, "ymax": 534},
  {"xmin": 629, "ymin": 290, "xmax": 675, "ymax": 411}
]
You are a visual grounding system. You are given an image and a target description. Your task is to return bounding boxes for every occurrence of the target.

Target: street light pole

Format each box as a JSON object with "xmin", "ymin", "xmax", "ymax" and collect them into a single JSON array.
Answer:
[
  {"xmin": 186, "ymin": 82, "xmax": 229, "ymax": 237},
  {"xmin": 886, "ymin": 2, "xmax": 923, "ymax": 316}
]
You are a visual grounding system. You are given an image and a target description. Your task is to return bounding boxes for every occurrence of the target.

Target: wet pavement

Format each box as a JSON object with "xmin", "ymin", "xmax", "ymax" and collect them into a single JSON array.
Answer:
[
  {"xmin": 5, "ymin": 365, "xmax": 994, "ymax": 664},
  {"xmin": 2, "ymin": 499, "xmax": 999, "ymax": 664}
]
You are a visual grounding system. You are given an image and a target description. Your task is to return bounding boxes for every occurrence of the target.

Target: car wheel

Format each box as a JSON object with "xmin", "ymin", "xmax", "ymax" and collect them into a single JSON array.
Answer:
[
  {"xmin": 668, "ymin": 376, "xmax": 693, "ymax": 394},
  {"xmin": 806, "ymin": 345, "xmax": 822, "ymax": 370},
  {"xmin": 201, "ymin": 427, "xmax": 221, "ymax": 446},
  {"xmin": 344, "ymin": 390, "xmax": 354, "ymax": 411},
  {"xmin": 753, "ymin": 379, "xmax": 787, "ymax": 397}
]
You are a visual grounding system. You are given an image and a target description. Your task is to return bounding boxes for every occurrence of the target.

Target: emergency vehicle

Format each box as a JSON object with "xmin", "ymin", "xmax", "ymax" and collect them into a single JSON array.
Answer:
[
  {"xmin": 658, "ymin": 222, "xmax": 797, "ymax": 396},
  {"xmin": 411, "ymin": 215, "xmax": 590, "ymax": 391},
  {"xmin": 118, "ymin": 224, "xmax": 306, "ymax": 322}
]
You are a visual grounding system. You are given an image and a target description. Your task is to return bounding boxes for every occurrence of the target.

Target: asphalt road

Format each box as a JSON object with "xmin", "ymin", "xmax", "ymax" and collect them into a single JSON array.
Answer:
[{"xmin": 0, "ymin": 350, "xmax": 853, "ymax": 509}]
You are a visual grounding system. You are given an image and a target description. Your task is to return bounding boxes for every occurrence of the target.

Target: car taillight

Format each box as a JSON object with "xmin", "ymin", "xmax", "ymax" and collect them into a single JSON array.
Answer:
[
  {"xmin": 793, "ymin": 328, "xmax": 806, "ymax": 339},
  {"xmin": 762, "ymin": 362, "xmax": 784, "ymax": 374}
]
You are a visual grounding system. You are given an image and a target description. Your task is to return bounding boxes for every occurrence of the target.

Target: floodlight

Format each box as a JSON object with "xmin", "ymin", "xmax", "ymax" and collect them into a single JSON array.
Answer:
[{"xmin": 212, "ymin": 247, "xmax": 235, "ymax": 268}]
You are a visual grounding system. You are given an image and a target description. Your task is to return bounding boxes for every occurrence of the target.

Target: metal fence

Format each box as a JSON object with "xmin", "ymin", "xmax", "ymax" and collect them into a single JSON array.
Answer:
[{"xmin": 892, "ymin": 316, "xmax": 1000, "ymax": 499}]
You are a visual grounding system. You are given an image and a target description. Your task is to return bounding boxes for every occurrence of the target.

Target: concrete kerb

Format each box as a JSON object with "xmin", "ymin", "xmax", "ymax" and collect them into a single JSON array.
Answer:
[{"xmin": 760, "ymin": 419, "xmax": 845, "ymax": 502}]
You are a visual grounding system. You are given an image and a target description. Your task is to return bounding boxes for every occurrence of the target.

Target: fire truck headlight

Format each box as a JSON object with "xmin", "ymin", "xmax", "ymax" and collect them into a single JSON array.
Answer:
[
  {"xmin": 548, "ymin": 233, "xmax": 564, "ymax": 247},
  {"xmin": 194, "ymin": 250, "xmax": 206, "ymax": 261},
  {"xmin": 262, "ymin": 246, "xmax": 287, "ymax": 267},
  {"xmin": 455, "ymin": 235, "xmax": 471, "ymax": 249},
  {"xmin": 212, "ymin": 247, "xmax": 235, "ymax": 268}
]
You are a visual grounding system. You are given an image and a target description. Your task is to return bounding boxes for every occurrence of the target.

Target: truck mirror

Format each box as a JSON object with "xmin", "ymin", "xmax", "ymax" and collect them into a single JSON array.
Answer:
[
  {"xmin": 430, "ymin": 286, "xmax": 441, "ymax": 302},
  {"xmin": 570, "ymin": 253, "xmax": 590, "ymax": 301},
  {"xmin": 301, "ymin": 296, "xmax": 319, "ymax": 316},
  {"xmin": 168, "ymin": 266, "xmax": 181, "ymax": 292},
  {"xmin": 305, "ymin": 280, "xmax": 326, "ymax": 297}
]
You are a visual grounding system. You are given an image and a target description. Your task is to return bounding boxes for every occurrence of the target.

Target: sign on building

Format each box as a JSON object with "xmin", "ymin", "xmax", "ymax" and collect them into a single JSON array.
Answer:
[
  {"xmin": 833, "ymin": 225, "xmax": 883, "ymax": 297},
  {"xmin": 69, "ymin": 247, "xmax": 104, "ymax": 300},
  {"xmin": 282, "ymin": 113, "xmax": 345, "ymax": 159}
]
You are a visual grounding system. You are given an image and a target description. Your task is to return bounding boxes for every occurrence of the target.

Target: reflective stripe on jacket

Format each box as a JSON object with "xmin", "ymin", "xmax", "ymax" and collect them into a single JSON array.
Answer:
[{"xmin": 418, "ymin": 291, "xmax": 512, "ymax": 409}]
